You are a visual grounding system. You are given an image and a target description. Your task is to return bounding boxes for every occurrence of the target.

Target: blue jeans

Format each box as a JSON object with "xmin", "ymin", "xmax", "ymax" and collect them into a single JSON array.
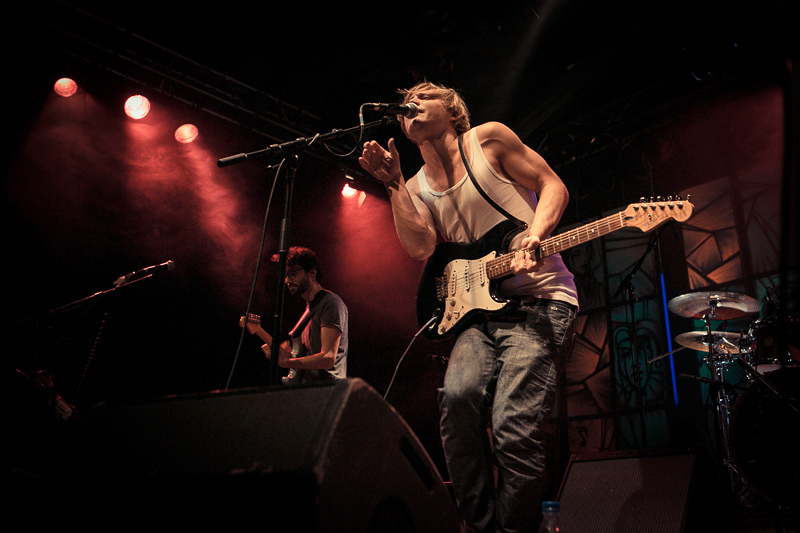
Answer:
[{"xmin": 438, "ymin": 299, "xmax": 576, "ymax": 533}]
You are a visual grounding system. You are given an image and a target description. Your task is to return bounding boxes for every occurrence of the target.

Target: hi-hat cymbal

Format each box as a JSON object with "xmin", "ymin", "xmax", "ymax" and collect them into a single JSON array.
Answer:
[
  {"xmin": 667, "ymin": 291, "xmax": 760, "ymax": 320},
  {"xmin": 675, "ymin": 330, "xmax": 744, "ymax": 352}
]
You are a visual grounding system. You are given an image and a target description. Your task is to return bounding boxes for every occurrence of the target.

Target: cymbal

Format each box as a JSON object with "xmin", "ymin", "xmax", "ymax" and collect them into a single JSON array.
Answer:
[
  {"xmin": 667, "ymin": 291, "xmax": 760, "ymax": 320},
  {"xmin": 675, "ymin": 331, "xmax": 744, "ymax": 352}
]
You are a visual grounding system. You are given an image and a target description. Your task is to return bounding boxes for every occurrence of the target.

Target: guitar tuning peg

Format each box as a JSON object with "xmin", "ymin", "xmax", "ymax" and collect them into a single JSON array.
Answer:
[{"xmin": 639, "ymin": 197, "xmax": 648, "ymax": 203}]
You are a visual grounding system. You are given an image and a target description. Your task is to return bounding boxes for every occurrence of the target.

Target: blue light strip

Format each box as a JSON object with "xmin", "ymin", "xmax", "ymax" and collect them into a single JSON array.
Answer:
[{"xmin": 660, "ymin": 272, "xmax": 679, "ymax": 405}]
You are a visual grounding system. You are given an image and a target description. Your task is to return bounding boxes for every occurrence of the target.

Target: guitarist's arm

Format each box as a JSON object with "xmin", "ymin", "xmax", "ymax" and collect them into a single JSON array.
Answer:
[
  {"xmin": 479, "ymin": 122, "xmax": 570, "ymax": 274},
  {"xmin": 259, "ymin": 339, "xmax": 294, "ymax": 363},
  {"xmin": 360, "ymin": 138, "xmax": 437, "ymax": 261},
  {"xmin": 276, "ymin": 326, "xmax": 342, "ymax": 370}
]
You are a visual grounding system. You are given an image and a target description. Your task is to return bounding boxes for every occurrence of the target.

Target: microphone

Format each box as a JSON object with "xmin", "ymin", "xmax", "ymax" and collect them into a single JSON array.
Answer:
[
  {"xmin": 365, "ymin": 102, "xmax": 419, "ymax": 118},
  {"xmin": 114, "ymin": 260, "xmax": 175, "ymax": 287}
]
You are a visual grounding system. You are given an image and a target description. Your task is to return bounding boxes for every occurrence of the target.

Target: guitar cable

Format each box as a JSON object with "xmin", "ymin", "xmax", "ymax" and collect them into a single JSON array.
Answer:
[
  {"xmin": 383, "ymin": 315, "xmax": 439, "ymax": 400},
  {"xmin": 226, "ymin": 159, "xmax": 284, "ymax": 390}
]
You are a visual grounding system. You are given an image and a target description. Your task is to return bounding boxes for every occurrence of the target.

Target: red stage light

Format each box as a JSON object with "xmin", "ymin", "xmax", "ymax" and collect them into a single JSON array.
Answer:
[
  {"xmin": 175, "ymin": 124, "xmax": 199, "ymax": 144},
  {"xmin": 53, "ymin": 78, "xmax": 78, "ymax": 97},
  {"xmin": 124, "ymin": 95, "xmax": 151, "ymax": 119},
  {"xmin": 342, "ymin": 184, "xmax": 358, "ymax": 198}
]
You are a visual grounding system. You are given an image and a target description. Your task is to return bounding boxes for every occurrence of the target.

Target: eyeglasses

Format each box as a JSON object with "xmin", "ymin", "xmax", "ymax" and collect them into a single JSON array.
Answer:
[{"xmin": 285, "ymin": 267, "xmax": 305, "ymax": 279}]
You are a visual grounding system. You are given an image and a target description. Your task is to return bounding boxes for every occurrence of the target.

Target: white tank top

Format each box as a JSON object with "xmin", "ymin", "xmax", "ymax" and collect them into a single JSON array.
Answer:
[{"xmin": 409, "ymin": 130, "xmax": 579, "ymax": 307}]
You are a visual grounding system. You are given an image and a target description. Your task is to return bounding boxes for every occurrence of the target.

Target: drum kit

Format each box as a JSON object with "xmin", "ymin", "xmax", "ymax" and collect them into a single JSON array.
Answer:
[{"xmin": 659, "ymin": 290, "xmax": 799, "ymax": 509}]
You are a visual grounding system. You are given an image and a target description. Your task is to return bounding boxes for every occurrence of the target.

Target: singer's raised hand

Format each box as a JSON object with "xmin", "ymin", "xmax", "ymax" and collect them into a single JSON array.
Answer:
[{"xmin": 359, "ymin": 138, "xmax": 402, "ymax": 184}]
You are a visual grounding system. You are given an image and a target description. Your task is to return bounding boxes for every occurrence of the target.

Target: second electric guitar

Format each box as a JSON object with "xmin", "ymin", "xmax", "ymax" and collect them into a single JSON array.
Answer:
[{"xmin": 239, "ymin": 313, "xmax": 304, "ymax": 384}]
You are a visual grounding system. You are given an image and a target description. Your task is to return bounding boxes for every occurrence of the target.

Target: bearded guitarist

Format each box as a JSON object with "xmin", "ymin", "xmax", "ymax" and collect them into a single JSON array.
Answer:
[{"xmin": 241, "ymin": 246, "xmax": 349, "ymax": 384}]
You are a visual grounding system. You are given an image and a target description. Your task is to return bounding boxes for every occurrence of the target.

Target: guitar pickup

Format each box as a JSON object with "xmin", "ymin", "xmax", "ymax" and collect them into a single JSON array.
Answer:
[{"xmin": 435, "ymin": 277, "xmax": 447, "ymax": 300}]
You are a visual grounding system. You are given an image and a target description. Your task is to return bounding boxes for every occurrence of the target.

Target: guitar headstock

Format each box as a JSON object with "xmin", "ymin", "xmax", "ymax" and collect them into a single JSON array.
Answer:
[
  {"xmin": 622, "ymin": 195, "xmax": 693, "ymax": 233},
  {"xmin": 239, "ymin": 313, "xmax": 261, "ymax": 329}
]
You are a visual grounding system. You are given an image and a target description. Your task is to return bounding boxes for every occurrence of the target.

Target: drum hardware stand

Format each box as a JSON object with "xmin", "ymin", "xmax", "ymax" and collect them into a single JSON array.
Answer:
[
  {"xmin": 696, "ymin": 310, "xmax": 760, "ymax": 503},
  {"xmin": 664, "ymin": 291, "xmax": 800, "ymax": 507},
  {"xmin": 675, "ymin": 372, "xmax": 746, "ymax": 391}
]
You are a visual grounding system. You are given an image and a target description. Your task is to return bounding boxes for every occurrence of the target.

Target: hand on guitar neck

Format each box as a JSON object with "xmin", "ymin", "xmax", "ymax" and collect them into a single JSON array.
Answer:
[{"xmin": 239, "ymin": 313, "xmax": 304, "ymax": 384}]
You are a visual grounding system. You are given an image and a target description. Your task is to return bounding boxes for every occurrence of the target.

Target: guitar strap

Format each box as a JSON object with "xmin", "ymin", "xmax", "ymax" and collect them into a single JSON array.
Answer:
[
  {"xmin": 457, "ymin": 134, "xmax": 529, "ymax": 323},
  {"xmin": 288, "ymin": 289, "xmax": 329, "ymax": 338},
  {"xmin": 458, "ymin": 134, "xmax": 526, "ymax": 228},
  {"xmin": 283, "ymin": 289, "xmax": 329, "ymax": 383},
  {"xmin": 288, "ymin": 306, "xmax": 312, "ymax": 339}
]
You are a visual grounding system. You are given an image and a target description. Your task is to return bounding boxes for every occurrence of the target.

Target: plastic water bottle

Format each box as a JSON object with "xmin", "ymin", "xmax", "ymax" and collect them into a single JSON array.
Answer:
[{"xmin": 538, "ymin": 500, "xmax": 563, "ymax": 532}]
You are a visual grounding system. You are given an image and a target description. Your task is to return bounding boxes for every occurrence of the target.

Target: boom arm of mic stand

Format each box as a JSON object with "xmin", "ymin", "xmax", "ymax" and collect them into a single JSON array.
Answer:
[{"xmin": 216, "ymin": 118, "xmax": 393, "ymax": 168}]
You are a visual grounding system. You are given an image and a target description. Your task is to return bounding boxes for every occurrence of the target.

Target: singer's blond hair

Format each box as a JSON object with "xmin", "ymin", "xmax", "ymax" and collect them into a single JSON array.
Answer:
[{"xmin": 399, "ymin": 81, "xmax": 471, "ymax": 134}]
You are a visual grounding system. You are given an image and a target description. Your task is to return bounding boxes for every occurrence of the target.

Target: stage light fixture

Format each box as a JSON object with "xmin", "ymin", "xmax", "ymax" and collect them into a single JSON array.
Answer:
[
  {"xmin": 175, "ymin": 124, "xmax": 199, "ymax": 144},
  {"xmin": 53, "ymin": 78, "xmax": 78, "ymax": 97},
  {"xmin": 342, "ymin": 184, "xmax": 358, "ymax": 198},
  {"xmin": 124, "ymin": 95, "xmax": 151, "ymax": 119}
]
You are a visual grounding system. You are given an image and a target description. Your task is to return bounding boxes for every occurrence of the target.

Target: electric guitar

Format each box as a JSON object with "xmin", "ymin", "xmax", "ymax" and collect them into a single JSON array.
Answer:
[
  {"xmin": 239, "ymin": 313, "xmax": 304, "ymax": 384},
  {"xmin": 417, "ymin": 196, "xmax": 694, "ymax": 341}
]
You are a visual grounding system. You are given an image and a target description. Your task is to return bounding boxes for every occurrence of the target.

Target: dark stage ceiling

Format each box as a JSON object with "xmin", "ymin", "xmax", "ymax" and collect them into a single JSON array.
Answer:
[{"xmin": 18, "ymin": 0, "xmax": 795, "ymax": 180}]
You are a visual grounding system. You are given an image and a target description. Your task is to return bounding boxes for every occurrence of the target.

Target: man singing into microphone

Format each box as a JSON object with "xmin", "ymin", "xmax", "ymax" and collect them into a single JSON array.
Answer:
[{"xmin": 360, "ymin": 82, "xmax": 578, "ymax": 532}]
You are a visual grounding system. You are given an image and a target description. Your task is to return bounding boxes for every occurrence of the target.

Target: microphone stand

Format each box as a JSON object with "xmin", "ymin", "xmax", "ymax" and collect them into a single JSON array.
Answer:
[
  {"xmin": 612, "ymin": 228, "xmax": 664, "ymax": 449},
  {"xmin": 15, "ymin": 274, "xmax": 157, "ymax": 411},
  {"xmin": 627, "ymin": 281, "xmax": 647, "ymax": 449},
  {"xmin": 217, "ymin": 117, "xmax": 393, "ymax": 385},
  {"xmin": 265, "ymin": 155, "xmax": 297, "ymax": 386}
]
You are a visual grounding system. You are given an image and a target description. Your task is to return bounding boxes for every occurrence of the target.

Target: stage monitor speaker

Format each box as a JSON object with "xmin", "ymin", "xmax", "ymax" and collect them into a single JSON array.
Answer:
[
  {"xmin": 556, "ymin": 449, "xmax": 702, "ymax": 533},
  {"xmin": 54, "ymin": 378, "xmax": 460, "ymax": 532}
]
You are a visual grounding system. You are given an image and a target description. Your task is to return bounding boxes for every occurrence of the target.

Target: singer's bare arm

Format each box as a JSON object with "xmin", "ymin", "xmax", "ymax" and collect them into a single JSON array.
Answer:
[
  {"xmin": 476, "ymin": 122, "xmax": 569, "ymax": 274},
  {"xmin": 360, "ymin": 138, "xmax": 437, "ymax": 261}
]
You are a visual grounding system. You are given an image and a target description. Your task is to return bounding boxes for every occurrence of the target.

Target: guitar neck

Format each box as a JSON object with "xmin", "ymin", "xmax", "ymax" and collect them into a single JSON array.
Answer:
[
  {"xmin": 486, "ymin": 211, "xmax": 625, "ymax": 279},
  {"xmin": 252, "ymin": 326, "xmax": 272, "ymax": 345},
  {"xmin": 241, "ymin": 315, "xmax": 274, "ymax": 346}
]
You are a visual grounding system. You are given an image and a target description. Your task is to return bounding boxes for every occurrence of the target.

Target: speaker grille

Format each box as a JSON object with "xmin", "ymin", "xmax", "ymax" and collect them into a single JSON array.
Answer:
[{"xmin": 558, "ymin": 451, "xmax": 697, "ymax": 533}]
